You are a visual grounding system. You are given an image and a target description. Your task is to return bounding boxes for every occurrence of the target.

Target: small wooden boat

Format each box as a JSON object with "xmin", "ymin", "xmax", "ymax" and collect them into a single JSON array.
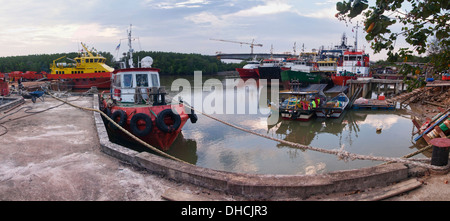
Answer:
[
  {"xmin": 277, "ymin": 90, "xmax": 324, "ymax": 121},
  {"xmin": 315, "ymin": 92, "xmax": 349, "ymax": 118}
]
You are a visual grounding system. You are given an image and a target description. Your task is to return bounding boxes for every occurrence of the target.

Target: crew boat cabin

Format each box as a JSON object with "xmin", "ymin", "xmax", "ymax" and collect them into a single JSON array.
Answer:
[{"xmin": 111, "ymin": 67, "xmax": 162, "ymax": 104}]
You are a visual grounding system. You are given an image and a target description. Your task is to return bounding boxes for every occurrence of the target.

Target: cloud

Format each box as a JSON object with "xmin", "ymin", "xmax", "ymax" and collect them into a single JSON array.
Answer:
[
  {"xmin": 0, "ymin": 22, "xmax": 122, "ymax": 56},
  {"xmin": 297, "ymin": 6, "xmax": 337, "ymax": 19},
  {"xmin": 184, "ymin": 0, "xmax": 295, "ymax": 27},
  {"xmin": 148, "ymin": 0, "xmax": 210, "ymax": 9},
  {"xmin": 72, "ymin": 24, "xmax": 121, "ymax": 40},
  {"xmin": 185, "ymin": 11, "xmax": 224, "ymax": 25},
  {"xmin": 229, "ymin": 1, "xmax": 293, "ymax": 17}
]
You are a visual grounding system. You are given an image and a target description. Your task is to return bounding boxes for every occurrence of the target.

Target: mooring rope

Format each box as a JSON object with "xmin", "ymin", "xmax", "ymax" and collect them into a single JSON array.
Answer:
[
  {"xmin": 46, "ymin": 91, "xmax": 190, "ymax": 164},
  {"xmin": 180, "ymin": 101, "xmax": 449, "ymax": 171},
  {"xmin": 40, "ymin": 88, "xmax": 450, "ymax": 171}
]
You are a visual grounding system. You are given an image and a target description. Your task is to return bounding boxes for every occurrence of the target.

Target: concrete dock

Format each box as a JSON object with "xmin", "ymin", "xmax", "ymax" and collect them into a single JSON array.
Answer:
[
  {"xmin": 0, "ymin": 95, "xmax": 449, "ymax": 201},
  {"xmin": 0, "ymin": 95, "xmax": 201, "ymax": 200}
]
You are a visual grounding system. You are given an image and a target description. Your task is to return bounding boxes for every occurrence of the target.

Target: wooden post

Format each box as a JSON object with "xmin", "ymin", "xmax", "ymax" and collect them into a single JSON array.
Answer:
[{"xmin": 362, "ymin": 83, "xmax": 368, "ymax": 98}]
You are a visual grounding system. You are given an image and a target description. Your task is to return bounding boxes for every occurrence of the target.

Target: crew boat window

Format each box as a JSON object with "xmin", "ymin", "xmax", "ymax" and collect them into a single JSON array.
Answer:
[
  {"xmin": 150, "ymin": 73, "xmax": 159, "ymax": 87},
  {"xmin": 113, "ymin": 75, "xmax": 121, "ymax": 87},
  {"xmin": 136, "ymin": 74, "xmax": 149, "ymax": 87},
  {"xmin": 123, "ymin": 74, "xmax": 133, "ymax": 88}
]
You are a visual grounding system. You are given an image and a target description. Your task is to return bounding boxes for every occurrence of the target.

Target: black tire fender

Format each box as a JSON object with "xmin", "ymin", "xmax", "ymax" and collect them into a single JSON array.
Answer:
[
  {"xmin": 130, "ymin": 113, "xmax": 152, "ymax": 137},
  {"xmin": 156, "ymin": 109, "xmax": 181, "ymax": 133},
  {"xmin": 109, "ymin": 109, "xmax": 126, "ymax": 130},
  {"xmin": 188, "ymin": 109, "xmax": 198, "ymax": 124},
  {"xmin": 104, "ymin": 108, "xmax": 112, "ymax": 117}
]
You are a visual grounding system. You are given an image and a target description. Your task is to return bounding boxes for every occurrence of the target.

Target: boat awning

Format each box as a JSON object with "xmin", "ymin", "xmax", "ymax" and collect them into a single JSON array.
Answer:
[
  {"xmin": 281, "ymin": 84, "xmax": 328, "ymax": 95},
  {"xmin": 325, "ymin": 85, "xmax": 349, "ymax": 93},
  {"xmin": 298, "ymin": 84, "xmax": 328, "ymax": 92}
]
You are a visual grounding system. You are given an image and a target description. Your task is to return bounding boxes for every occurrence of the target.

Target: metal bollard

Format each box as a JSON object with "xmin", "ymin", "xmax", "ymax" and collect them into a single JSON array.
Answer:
[{"xmin": 430, "ymin": 138, "xmax": 450, "ymax": 166}]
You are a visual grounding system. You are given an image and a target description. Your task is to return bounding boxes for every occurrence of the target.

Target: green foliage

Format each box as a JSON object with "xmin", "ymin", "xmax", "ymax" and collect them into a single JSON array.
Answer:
[
  {"xmin": 336, "ymin": 0, "xmax": 449, "ymax": 89},
  {"xmin": 336, "ymin": 0, "xmax": 449, "ymax": 60},
  {"xmin": 123, "ymin": 51, "xmax": 241, "ymax": 75},
  {"xmin": 0, "ymin": 51, "xmax": 240, "ymax": 75}
]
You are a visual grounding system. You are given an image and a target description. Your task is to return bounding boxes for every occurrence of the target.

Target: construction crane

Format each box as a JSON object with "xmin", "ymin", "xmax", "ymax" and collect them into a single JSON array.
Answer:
[{"xmin": 210, "ymin": 38, "xmax": 263, "ymax": 55}]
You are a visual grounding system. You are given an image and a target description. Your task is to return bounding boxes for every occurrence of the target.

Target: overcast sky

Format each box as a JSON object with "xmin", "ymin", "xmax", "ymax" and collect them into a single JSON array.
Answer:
[{"xmin": 0, "ymin": 0, "xmax": 408, "ymax": 61}]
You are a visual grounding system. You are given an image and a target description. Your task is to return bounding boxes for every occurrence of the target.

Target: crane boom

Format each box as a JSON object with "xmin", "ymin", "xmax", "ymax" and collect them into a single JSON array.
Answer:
[{"xmin": 210, "ymin": 38, "xmax": 263, "ymax": 54}]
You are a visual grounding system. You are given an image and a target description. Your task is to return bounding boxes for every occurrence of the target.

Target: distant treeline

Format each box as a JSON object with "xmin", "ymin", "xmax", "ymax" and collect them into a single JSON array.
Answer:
[
  {"xmin": 0, "ymin": 51, "xmax": 243, "ymax": 75},
  {"xmin": 0, "ymin": 52, "xmax": 115, "ymax": 73},
  {"xmin": 122, "ymin": 51, "xmax": 242, "ymax": 75}
]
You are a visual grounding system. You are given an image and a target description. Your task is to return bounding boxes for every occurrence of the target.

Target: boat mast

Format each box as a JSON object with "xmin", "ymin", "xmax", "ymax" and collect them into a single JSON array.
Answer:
[
  {"xmin": 127, "ymin": 24, "xmax": 134, "ymax": 68},
  {"xmin": 354, "ymin": 21, "xmax": 359, "ymax": 51}
]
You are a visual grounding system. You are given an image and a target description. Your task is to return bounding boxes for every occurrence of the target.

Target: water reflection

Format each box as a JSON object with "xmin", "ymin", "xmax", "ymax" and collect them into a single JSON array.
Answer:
[{"xmin": 119, "ymin": 74, "xmax": 430, "ymax": 175}]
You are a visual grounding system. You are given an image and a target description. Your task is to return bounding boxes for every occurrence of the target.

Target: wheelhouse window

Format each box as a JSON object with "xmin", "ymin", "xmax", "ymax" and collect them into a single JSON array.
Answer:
[
  {"xmin": 136, "ymin": 74, "xmax": 149, "ymax": 87},
  {"xmin": 113, "ymin": 75, "xmax": 121, "ymax": 87},
  {"xmin": 150, "ymin": 73, "xmax": 159, "ymax": 87},
  {"xmin": 123, "ymin": 74, "xmax": 133, "ymax": 88}
]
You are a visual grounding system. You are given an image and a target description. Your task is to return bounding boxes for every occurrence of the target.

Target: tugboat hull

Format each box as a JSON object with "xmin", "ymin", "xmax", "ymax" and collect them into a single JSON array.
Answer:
[{"xmin": 101, "ymin": 100, "xmax": 191, "ymax": 151}]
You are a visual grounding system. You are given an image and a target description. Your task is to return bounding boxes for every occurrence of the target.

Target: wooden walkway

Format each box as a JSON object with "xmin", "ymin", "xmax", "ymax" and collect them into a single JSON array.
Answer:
[{"xmin": 347, "ymin": 78, "xmax": 406, "ymax": 98}]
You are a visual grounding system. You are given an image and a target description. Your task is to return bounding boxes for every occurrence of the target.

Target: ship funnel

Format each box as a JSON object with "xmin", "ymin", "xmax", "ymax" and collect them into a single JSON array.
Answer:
[{"xmin": 141, "ymin": 56, "xmax": 153, "ymax": 68}]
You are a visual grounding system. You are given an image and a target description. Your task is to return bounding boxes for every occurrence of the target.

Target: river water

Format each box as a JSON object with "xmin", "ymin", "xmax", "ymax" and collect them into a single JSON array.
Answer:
[{"xmin": 129, "ymin": 74, "xmax": 429, "ymax": 175}]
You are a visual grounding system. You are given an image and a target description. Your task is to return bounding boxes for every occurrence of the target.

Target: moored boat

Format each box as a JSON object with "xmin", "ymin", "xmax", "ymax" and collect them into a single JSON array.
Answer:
[
  {"xmin": 315, "ymin": 92, "xmax": 349, "ymax": 118},
  {"xmin": 236, "ymin": 59, "xmax": 260, "ymax": 78},
  {"xmin": 332, "ymin": 25, "xmax": 371, "ymax": 86},
  {"xmin": 276, "ymin": 84, "xmax": 327, "ymax": 121},
  {"xmin": 278, "ymin": 91, "xmax": 321, "ymax": 121},
  {"xmin": 99, "ymin": 26, "xmax": 197, "ymax": 151},
  {"xmin": 280, "ymin": 52, "xmax": 322, "ymax": 88},
  {"xmin": 47, "ymin": 43, "xmax": 114, "ymax": 89},
  {"xmin": 281, "ymin": 59, "xmax": 322, "ymax": 88},
  {"xmin": 332, "ymin": 50, "xmax": 370, "ymax": 86},
  {"xmin": 316, "ymin": 58, "xmax": 337, "ymax": 74},
  {"xmin": 331, "ymin": 71, "xmax": 357, "ymax": 86}
]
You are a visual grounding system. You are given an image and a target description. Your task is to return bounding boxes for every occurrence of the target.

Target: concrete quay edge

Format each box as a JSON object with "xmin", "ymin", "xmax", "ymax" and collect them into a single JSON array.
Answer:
[
  {"xmin": 92, "ymin": 95, "xmax": 410, "ymax": 200},
  {"xmin": 0, "ymin": 97, "xmax": 25, "ymax": 112}
]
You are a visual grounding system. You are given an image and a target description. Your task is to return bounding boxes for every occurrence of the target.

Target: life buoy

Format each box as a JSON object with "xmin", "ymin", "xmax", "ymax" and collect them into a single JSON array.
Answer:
[
  {"xmin": 130, "ymin": 113, "xmax": 152, "ymax": 136},
  {"xmin": 156, "ymin": 109, "xmax": 181, "ymax": 133},
  {"xmin": 109, "ymin": 109, "xmax": 126, "ymax": 130}
]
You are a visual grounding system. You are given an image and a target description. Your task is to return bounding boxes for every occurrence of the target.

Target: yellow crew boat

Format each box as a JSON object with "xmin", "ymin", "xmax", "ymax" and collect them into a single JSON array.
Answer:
[{"xmin": 47, "ymin": 42, "xmax": 114, "ymax": 89}]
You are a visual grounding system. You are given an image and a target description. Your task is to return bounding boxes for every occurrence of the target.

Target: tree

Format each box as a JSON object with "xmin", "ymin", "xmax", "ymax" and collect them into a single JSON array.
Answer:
[{"xmin": 336, "ymin": 0, "xmax": 449, "ymax": 74}]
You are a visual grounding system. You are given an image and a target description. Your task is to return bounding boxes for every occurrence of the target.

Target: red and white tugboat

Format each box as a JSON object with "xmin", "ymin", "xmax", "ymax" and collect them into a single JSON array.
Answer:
[{"xmin": 99, "ymin": 25, "xmax": 197, "ymax": 151}]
